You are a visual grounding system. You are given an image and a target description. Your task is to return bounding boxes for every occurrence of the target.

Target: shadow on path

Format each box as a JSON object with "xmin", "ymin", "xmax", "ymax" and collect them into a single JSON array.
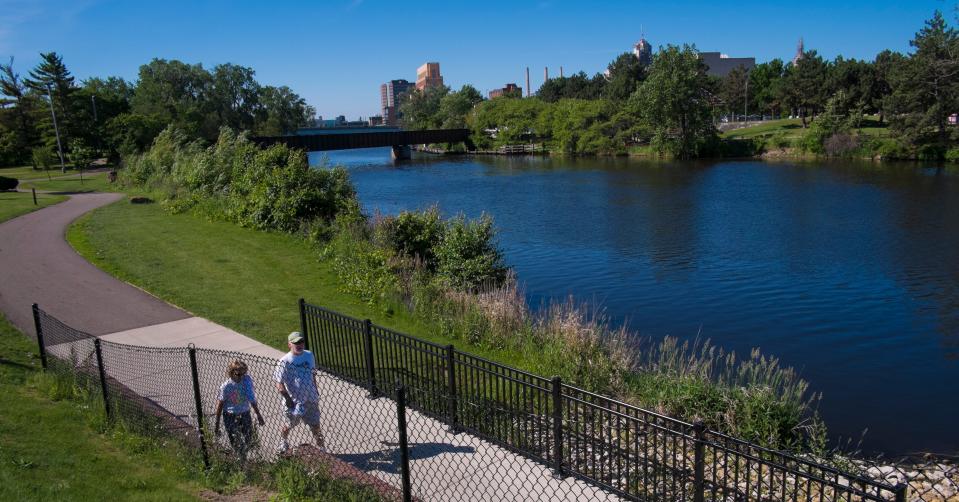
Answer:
[{"xmin": 336, "ymin": 441, "xmax": 476, "ymax": 474}]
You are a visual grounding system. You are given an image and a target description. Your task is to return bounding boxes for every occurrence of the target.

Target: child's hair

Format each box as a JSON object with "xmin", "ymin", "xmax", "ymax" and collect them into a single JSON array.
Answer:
[{"xmin": 227, "ymin": 359, "xmax": 248, "ymax": 378}]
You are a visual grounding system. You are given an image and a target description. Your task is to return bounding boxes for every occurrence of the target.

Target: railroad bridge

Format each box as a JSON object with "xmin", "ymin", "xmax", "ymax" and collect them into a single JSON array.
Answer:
[{"xmin": 251, "ymin": 128, "xmax": 472, "ymax": 160}]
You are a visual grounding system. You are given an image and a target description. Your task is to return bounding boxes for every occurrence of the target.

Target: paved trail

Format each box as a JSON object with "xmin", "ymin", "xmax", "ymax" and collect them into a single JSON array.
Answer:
[{"xmin": 0, "ymin": 194, "xmax": 616, "ymax": 501}]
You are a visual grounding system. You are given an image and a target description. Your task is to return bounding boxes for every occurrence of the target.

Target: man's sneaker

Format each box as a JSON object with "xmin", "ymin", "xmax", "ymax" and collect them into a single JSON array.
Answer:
[{"xmin": 277, "ymin": 439, "xmax": 289, "ymax": 455}]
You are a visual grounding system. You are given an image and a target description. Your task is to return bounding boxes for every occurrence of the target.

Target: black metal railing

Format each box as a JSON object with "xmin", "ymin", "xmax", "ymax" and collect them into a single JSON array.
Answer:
[{"xmin": 301, "ymin": 300, "xmax": 905, "ymax": 502}]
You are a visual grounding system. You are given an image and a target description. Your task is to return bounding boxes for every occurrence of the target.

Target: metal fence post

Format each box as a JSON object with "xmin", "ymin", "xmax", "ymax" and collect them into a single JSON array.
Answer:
[
  {"xmin": 31, "ymin": 303, "xmax": 47, "ymax": 369},
  {"xmin": 693, "ymin": 421, "xmax": 706, "ymax": 502},
  {"xmin": 188, "ymin": 345, "xmax": 210, "ymax": 469},
  {"xmin": 93, "ymin": 338, "xmax": 111, "ymax": 420},
  {"xmin": 298, "ymin": 298, "xmax": 309, "ymax": 351},
  {"xmin": 363, "ymin": 319, "xmax": 378, "ymax": 398},
  {"xmin": 551, "ymin": 376, "xmax": 565, "ymax": 478},
  {"xmin": 396, "ymin": 384, "xmax": 413, "ymax": 502},
  {"xmin": 894, "ymin": 482, "xmax": 908, "ymax": 502},
  {"xmin": 446, "ymin": 344, "xmax": 460, "ymax": 433}
]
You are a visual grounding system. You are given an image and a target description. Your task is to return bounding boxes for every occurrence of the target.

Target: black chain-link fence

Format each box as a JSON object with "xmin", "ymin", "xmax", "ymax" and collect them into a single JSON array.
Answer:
[{"xmin": 31, "ymin": 302, "xmax": 958, "ymax": 501}]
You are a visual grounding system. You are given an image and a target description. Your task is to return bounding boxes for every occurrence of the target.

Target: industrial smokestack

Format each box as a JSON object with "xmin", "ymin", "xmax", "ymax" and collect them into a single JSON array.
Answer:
[
  {"xmin": 544, "ymin": 67, "xmax": 548, "ymax": 83},
  {"xmin": 560, "ymin": 66, "xmax": 564, "ymax": 78},
  {"xmin": 526, "ymin": 67, "xmax": 530, "ymax": 97}
]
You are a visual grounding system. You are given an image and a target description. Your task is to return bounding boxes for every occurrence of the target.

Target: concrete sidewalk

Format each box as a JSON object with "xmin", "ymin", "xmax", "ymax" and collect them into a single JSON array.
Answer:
[{"xmin": 2, "ymin": 194, "xmax": 618, "ymax": 501}]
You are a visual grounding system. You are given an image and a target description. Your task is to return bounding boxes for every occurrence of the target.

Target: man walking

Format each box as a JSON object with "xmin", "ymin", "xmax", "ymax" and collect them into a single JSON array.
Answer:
[{"xmin": 274, "ymin": 331, "xmax": 324, "ymax": 454}]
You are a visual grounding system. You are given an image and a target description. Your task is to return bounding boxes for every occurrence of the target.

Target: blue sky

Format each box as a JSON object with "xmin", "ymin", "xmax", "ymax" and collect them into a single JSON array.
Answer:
[{"xmin": 1, "ymin": 0, "xmax": 953, "ymax": 119}]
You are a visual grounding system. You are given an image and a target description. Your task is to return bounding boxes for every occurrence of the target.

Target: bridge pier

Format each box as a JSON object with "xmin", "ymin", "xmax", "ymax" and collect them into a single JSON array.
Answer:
[{"xmin": 391, "ymin": 144, "xmax": 412, "ymax": 161}]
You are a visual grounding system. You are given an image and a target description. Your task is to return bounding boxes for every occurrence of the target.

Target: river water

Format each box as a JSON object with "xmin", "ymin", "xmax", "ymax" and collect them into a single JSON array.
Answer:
[{"xmin": 310, "ymin": 148, "xmax": 959, "ymax": 455}]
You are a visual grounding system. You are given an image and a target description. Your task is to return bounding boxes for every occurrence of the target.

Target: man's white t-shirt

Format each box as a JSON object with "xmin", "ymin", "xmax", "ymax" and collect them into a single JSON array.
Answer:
[{"xmin": 273, "ymin": 350, "xmax": 318, "ymax": 403}]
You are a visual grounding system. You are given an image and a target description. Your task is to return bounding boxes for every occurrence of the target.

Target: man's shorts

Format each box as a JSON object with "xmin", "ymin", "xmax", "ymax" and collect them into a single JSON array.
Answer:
[{"xmin": 286, "ymin": 400, "xmax": 321, "ymax": 427}]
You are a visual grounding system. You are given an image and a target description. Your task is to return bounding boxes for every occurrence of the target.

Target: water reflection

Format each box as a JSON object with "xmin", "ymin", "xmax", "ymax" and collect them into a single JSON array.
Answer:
[{"xmin": 310, "ymin": 149, "xmax": 959, "ymax": 455}]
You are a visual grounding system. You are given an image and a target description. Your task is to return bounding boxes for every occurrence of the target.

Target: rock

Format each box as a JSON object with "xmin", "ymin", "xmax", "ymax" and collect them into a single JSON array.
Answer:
[{"xmin": 130, "ymin": 196, "xmax": 153, "ymax": 204}]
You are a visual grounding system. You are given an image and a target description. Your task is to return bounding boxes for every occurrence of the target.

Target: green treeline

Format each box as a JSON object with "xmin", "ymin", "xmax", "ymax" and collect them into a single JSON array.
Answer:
[
  {"xmin": 0, "ymin": 54, "xmax": 314, "ymax": 167},
  {"xmin": 399, "ymin": 11, "xmax": 959, "ymax": 160}
]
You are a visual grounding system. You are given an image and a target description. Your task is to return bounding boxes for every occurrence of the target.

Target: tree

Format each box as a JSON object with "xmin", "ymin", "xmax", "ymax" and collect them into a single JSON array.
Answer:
[
  {"xmin": 630, "ymin": 44, "xmax": 717, "ymax": 159},
  {"xmin": 437, "ymin": 85, "xmax": 484, "ymax": 129},
  {"xmin": 398, "ymin": 85, "xmax": 449, "ymax": 130},
  {"xmin": 536, "ymin": 72, "xmax": 605, "ymax": 102},
  {"xmin": 210, "ymin": 63, "xmax": 260, "ymax": 132},
  {"xmin": 130, "ymin": 59, "xmax": 215, "ymax": 141},
  {"xmin": 603, "ymin": 52, "xmax": 647, "ymax": 101},
  {"xmin": 781, "ymin": 50, "xmax": 827, "ymax": 127},
  {"xmin": 24, "ymin": 52, "xmax": 77, "ymax": 150},
  {"xmin": 720, "ymin": 65, "xmax": 750, "ymax": 120},
  {"xmin": 886, "ymin": 11, "xmax": 959, "ymax": 149},
  {"xmin": 0, "ymin": 57, "xmax": 40, "ymax": 164},
  {"xmin": 749, "ymin": 59, "xmax": 786, "ymax": 118},
  {"xmin": 872, "ymin": 50, "xmax": 905, "ymax": 125},
  {"xmin": 255, "ymin": 85, "xmax": 314, "ymax": 136}
]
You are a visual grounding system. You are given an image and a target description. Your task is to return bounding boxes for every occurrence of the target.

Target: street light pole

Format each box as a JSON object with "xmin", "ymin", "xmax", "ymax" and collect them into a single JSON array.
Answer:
[
  {"xmin": 46, "ymin": 84, "xmax": 67, "ymax": 173},
  {"xmin": 91, "ymin": 94, "xmax": 100, "ymax": 156}
]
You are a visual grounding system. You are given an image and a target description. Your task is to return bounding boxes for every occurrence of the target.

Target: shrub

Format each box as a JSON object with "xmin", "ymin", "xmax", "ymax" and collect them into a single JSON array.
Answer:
[
  {"xmin": 435, "ymin": 214, "xmax": 507, "ymax": 290},
  {"xmin": 875, "ymin": 138, "xmax": 910, "ymax": 159},
  {"xmin": 946, "ymin": 148, "xmax": 959, "ymax": 163},
  {"xmin": 69, "ymin": 139, "xmax": 96, "ymax": 171},
  {"xmin": 375, "ymin": 206, "xmax": 445, "ymax": 269},
  {"xmin": 31, "ymin": 145, "xmax": 56, "ymax": 171},
  {"xmin": 823, "ymin": 133, "xmax": 860, "ymax": 157},
  {"xmin": 0, "ymin": 175, "xmax": 18, "ymax": 191}
]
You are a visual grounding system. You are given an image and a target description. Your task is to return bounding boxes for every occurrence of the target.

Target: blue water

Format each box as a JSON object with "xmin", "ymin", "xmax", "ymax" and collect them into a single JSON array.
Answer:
[{"xmin": 310, "ymin": 148, "xmax": 959, "ymax": 455}]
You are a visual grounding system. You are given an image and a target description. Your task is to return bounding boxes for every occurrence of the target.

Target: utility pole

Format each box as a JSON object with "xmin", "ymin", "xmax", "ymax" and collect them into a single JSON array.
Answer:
[{"xmin": 46, "ymin": 84, "xmax": 67, "ymax": 173}]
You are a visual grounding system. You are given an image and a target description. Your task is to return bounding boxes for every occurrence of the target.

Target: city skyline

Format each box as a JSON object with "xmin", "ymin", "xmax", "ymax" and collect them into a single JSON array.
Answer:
[{"xmin": 1, "ymin": 0, "xmax": 949, "ymax": 119}]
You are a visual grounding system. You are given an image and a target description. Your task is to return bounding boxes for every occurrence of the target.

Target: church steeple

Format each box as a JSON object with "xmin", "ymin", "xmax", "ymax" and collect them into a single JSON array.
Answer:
[{"xmin": 793, "ymin": 37, "xmax": 804, "ymax": 66}]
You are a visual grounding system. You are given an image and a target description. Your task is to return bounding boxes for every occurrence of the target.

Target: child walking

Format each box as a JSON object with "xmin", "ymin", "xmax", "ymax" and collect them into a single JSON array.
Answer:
[{"xmin": 214, "ymin": 360, "xmax": 265, "ymax": 463}]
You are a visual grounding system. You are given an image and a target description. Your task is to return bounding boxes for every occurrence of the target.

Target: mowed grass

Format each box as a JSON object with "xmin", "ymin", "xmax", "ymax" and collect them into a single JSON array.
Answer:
[
  {"xmin": 0, "ymin": 191, "xmax": 67, "ymax": 222},
  {"xmin": 722, "ymin": 116, "xmax": 890, "ymax": 140},
  {"xmin": 68, "ymin": 198, "xmax": 531, "ymax": 366},
  {"xmin": 19, "ymin": 171, "xmax": 113, "ymax": 193},
  {"xmin": 0, "ymin": 315, "xmax": 202, "ymax": 501},
  {"xmin": 0, "ymin": 166, "xmax": 48, "ymax": 179}
]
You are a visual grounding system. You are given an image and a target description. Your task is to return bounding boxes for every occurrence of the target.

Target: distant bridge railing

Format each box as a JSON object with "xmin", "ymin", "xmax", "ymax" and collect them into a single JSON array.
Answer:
[{"xmin": 252, "ymin": 128, "xmax": 471, "ymax": 152}]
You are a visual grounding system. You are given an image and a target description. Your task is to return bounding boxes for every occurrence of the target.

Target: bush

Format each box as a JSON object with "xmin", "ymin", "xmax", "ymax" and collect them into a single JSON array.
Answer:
[
  {"xmin": 823, "ymin": 133, "xmax": 860, "ymax": 157},
  {"xmin": 946, "ymin": 148, "xmax": 959, "ymax": 163},
  {"xmin": 375, "ymin": 206, "xmax": 445, "ymax": 270},
  {"xmin": 875, "ymin": 138, "xmax": 910, "ymax": 159},
  {"xmin": 31, "ymin": 145, "xmax": 56, "ymax": 171},
  {"xmin": 0, "ymin": 175, "xmax": 18, "ymax": 191},
  {"xmin": 435, "ymin": 214, "xmax": 507, "ymax": 290}
]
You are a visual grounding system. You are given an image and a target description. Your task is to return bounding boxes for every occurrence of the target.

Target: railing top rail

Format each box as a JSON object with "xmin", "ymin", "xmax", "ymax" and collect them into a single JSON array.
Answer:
[
  {"xmin": 304, "ymin": 303, "xmax": 366, "ymax": 325},
  {"xmin": 561, "ymin": 382, "xmax": 695, "ymax": 430},
  {"xmin": 453, "ymin": 350, "xmax": 554, "ymax": 386},
  {"xmin": 703, "ymin": 429, "xmax": 896, "ymax": 490},
  {"xmin": 369, "ymin": 324, "xmax": 447, "ymax": 351}
]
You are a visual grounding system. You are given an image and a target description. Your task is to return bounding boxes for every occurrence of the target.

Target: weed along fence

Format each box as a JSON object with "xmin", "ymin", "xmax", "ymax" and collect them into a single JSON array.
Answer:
[
  {"xmin": 300, "ymin": 300, "xmax": 909, "ymax": 502},
  {"xmin": 30, "ymin": 300, "xmax": 953, "ymax": 501}
]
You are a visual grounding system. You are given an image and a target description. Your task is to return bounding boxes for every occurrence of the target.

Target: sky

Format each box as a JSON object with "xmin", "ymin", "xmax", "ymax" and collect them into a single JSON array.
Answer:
[{"xmin": 1, "ymin": 0, "xmax": 954, "ymax": 119}]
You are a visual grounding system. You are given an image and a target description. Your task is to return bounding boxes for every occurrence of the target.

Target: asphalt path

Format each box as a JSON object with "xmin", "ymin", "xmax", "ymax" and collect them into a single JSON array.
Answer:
[{"xmin": 0, "ymin": 192, "xmax": 190, "ymax": 337}]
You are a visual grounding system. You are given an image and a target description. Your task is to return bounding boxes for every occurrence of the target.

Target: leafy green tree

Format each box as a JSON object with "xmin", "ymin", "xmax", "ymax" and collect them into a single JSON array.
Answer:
[
  {"xmin": 130, "ymin": 59, "xmax": 215, "ymax": 141},
  {"xmin": 749, "ymin": 59, "xmax": 785, "ymax": 118},
  {"xmin": 603, "ymin": 52, "xmax": 647, "ymax": 101},
  {"xmin": 720, "ymin": 65, "xmax": 750, "ymax": 119},
  {"xmin": 0, "ymin": 57, "xmax": 40, "ymax": 164},
  {"xmin": 435, "ymin": 213, "xmax": 507, "ymax": 290},
  {"xmin": 210, "ymin": 63, "xmax": 260, "ymax": 132},
  {"xmin": 255, "ymin": 85, "xmax": 315, "ymax": 136},
  {"xmin": 398, "ymin": 85, "xmax": 449, "ymax": 130},
  {"xmin": 781, "ymin": 50, "xmax": 827, "ymax": 127},
  {"xmin": 537, "ymin": 71, "xmax": 605, "ymax": 102},
  {"xmin": 887, "ymin": 11, "xmax": 959, "ymax": 149},
  {"xmin": 437, "ymin": 85, "xmax": 484, "ymax": 128},
  {"xmin": 630, "ymin": 44, "xmax": 717, "ymax": 159},
  {"xmin": 469, "ymin": 97, "xmax": 547, "ymax": 148},
  {"xmin": 73, "ymin": 77, "xmax": 133, "ymax": 155},
  {"xmin": 872, "ymin": 50, "xmax": 905, "ymax": 125}
]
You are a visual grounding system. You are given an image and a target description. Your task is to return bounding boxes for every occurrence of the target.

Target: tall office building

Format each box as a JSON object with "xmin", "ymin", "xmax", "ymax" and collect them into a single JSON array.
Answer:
[
  {"xmin": 416, "ymin": 62, "xmax": 444, "ymax": 90},
  {"xmin": 700, "ymin": 52, "xmax": 755, "ymax": 77},
  {"xmin": 380, "ymin": 79, "xmax": 412, "ymax": 126},
  {"xmin": 633, "ymin": 37, "xmax": 653, "ymax": 66}
]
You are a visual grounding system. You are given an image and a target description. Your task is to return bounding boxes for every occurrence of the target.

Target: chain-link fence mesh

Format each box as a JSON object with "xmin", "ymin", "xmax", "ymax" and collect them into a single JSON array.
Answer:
[{"xmin": 32, "ymin": 303, "xmax": 958, "ymax": 501}]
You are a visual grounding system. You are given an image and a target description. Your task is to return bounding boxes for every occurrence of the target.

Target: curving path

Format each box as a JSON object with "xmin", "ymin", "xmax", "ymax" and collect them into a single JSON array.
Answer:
[
  {"xmin": 0, "ymin": 193, "xmax": 189, "ymax": 336},
  {"xmin": 0, "ymin": 193, "xmax": 617, "ymax": 501}
]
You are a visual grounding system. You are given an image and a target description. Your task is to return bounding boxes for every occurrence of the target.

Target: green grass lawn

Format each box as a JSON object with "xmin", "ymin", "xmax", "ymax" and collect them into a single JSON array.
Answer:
[
  {"xmin": 0, "ymin": 315, "xmax": 203, "ymax": 501},
  {"xmin": 0, "ymin": 166, "xmax": 47, "ymax": 179},
  {"xmin": 0, "ymin": 191, "xmax": 67, "ymax": 222},
  {"xmin": 68, "ymin": 198, "xmax": 530, "ymax": 366},
  {"xmin": 722, "ymin": 116, "xmax": 891, "ymax": 141},
  {"xmin": 19, "ymin": 171, "xmax": 113, "ymax": 193}
]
